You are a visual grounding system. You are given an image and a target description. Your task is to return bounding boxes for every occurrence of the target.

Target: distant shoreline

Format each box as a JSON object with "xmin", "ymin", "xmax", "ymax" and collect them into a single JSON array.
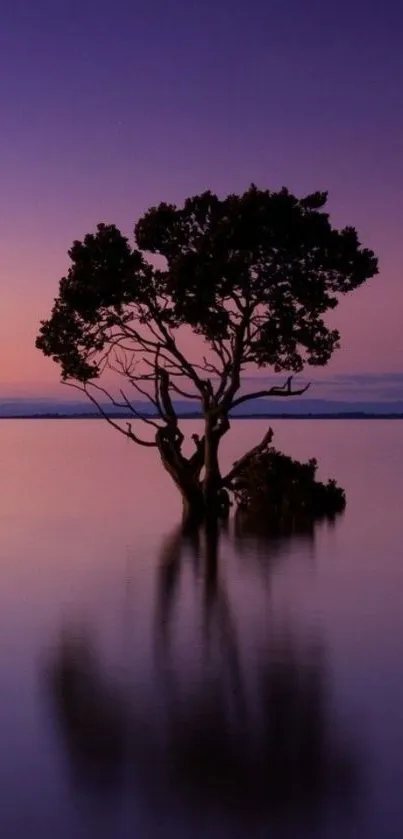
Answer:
[{"xmin": 1, "ymin": 413, "xmax": 402, "ymax": 421}]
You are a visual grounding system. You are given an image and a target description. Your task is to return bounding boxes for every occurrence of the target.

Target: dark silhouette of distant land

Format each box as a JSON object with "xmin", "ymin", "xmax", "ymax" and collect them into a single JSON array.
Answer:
[
  {"xmin": 4, "ymin": 414, "xmax": 403, "ymax": 419},
  {"xmin": 1, "ymin": 397, "xmax": 403, "ymax": 419},
  {"xmin": 1, "ymin": 409, "xmax": 403, "ymax": 419}
]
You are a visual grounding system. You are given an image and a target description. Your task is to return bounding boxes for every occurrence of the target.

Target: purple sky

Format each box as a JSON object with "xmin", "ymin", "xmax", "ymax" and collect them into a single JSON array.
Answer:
[{"xmin": 1, "ymin": 0, "xmax": 402, "ymax": 400}]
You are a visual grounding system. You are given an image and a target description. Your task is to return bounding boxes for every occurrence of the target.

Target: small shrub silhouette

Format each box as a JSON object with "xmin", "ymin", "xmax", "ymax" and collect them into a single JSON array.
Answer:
[{"xmin": 234, "ymin": 447, "xmax": 346, "ymax": 532}]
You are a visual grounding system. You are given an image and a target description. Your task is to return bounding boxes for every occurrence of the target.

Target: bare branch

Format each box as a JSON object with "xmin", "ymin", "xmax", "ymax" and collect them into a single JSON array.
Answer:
[
  {"xmin": 220, "ymin": 316, "xmax": 249, "ymax": 409},
  {"xmin": 129, "ymin": 378, "xmax": 158, "ymax": 402},
  {"xmin": 150, "ymin": 311, "xmax": 207, "ymax": 393},
  {"xmin": 143, "ymin": 355, "xmax": 186, "ymax": 376},
  {"xmin": 211, "ymin": 338, "xmax": 232, "ymax": 367},
  {"xmin": 168, "ymin": 379, "xmax": 201, "ymax": 401},
  {"xmin": 222, "ymin": 427, "xmax": 274, "ymax": 487},
  {"xmin": 62, "ymin": 381, "xmax": 157, "ymax": 447},
  {"xmin": 82, "ymin": 380, "xmax": 131, "ymax": 412},
  {"xmin": 115, "ymin": 355, "xmax": 165, "ymax": 419},
  {"xmin": 230, "ymin": 377, "xmax": 310, "ymax": 411},
  {"xmin": 209, "ymin": 339, "xmax": 232, "ymax": 401},
  {"xmin": 202, "ymin": 355, "xmax": 221, "ymax": 376},
  {"xmin": 119, "ymin": 389, "xmax": 161, "ymax": 429},
  {"xmin": 215, "ymin": 362, "xmax": 232, "ymax": 402},
  {"xmin": 153, "ymin": 346, "xmax": 168, "ymax": 421}
]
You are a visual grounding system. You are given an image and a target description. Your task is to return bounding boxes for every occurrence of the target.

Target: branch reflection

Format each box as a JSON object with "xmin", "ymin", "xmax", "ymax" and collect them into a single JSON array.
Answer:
[{"xmin": 45, "ymin": 517, "xmax": 359, "ymax": 835}]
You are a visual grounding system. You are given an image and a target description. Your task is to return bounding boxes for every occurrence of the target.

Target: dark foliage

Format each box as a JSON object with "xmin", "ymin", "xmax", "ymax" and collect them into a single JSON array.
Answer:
[
  {"xmin": 234, "ymin": 446, "xmax": 346, "ymax": 531},
  {"xmin": 37, "ymin": 187, "xmax": 377, "ymax": 381},
  {"xmin": 135, "ymin": 188, "xmax": 376, "ymax": 370}
]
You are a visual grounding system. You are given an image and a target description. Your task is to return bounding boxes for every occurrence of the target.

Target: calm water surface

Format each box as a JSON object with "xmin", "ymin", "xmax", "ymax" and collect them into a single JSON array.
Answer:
[{"xmin": 0, "ymin": 419, "xmax": 402, "ymax": 838}]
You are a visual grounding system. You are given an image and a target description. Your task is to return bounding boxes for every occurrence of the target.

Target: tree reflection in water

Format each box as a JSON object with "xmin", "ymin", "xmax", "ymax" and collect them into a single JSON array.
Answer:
[{"xmin": 45, "ymin": 518, "xmax": 359, "ymax": 835}]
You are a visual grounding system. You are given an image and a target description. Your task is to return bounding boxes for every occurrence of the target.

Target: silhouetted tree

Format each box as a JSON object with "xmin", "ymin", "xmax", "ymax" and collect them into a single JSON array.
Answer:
[{"xmin": 36, "ymin": 186, "xmax": 377, "ymax": 524}]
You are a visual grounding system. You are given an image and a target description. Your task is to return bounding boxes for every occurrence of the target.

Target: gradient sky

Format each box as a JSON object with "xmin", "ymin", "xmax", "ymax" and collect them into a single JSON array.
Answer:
[{"xmin": 1, "ymin": 0, "xmax": 402, "ymax": 398}]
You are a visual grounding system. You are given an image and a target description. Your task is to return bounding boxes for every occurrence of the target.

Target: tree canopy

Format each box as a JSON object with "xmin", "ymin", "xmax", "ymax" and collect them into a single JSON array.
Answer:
[{"xmin": 36, "ymin": 185, "xmax": 378, "ymax": 521}]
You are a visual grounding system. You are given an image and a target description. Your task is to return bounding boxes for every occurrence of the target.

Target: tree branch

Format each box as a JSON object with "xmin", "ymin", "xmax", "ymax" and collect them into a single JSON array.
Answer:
[
  {"xmin": 168, "ymin": 379, "xmax": 201, "ymax": 400},
  {"xmin": 153, "ymin": 347, "xmax": 169, "ymax": 422},
  {"xmin": 157, "ymin": 370, "xmax": 177, "ymax": 426},
  {"xmin": 149, "ymin": 309, "xmax": 207, "ymax": 394},
  {"xmin": 220, "ymin": 317, "xmax": 249, "ymax": 410},
  {"xmin": 230, "ymin": 377, "xmax": 310, "ymax": 411},
  {"xmin": 62, "ymin": 381, "xmax": 157, "ymax": 447},
  {"xmin": 119, "ymin": 388, "xmax": 161, "ymax": 428},
  {"xmin": 222, "ymin": 426, "xmax": 274, "ymax": 487}
]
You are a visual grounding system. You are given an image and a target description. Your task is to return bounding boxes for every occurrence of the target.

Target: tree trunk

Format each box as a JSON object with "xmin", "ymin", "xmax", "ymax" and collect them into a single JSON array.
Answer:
[
  {"xmin": 181, "ymin": 486, "xmax": 206, "ymax": 529},
  {"xmin": 156, "ymin": 429, "xmax": 205, "ymax": 527},
  {"xmin": 203, "ymin": 418, "xmax": 224, "ymax": 523},
  {"xmin": 155, "ymin": 418, "xmax": 231, "ymax": 527}
]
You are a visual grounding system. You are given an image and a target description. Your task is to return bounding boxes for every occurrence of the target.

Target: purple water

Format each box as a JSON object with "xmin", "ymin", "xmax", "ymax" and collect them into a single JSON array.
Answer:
[{"xmin": 0, "ymin": 419, "xmax": 402, "ymax": 838}]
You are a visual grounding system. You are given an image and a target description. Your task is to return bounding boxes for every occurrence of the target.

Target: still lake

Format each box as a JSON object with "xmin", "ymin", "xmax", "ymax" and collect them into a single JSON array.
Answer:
[{"xmin": 0, "ymin": 419, "xmax": 402, "ymax": 838}]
